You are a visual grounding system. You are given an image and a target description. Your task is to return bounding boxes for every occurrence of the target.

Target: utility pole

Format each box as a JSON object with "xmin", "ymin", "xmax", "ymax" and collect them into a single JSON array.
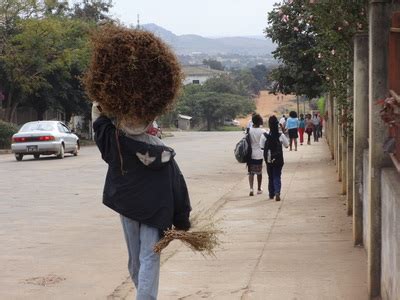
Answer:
[{"xmin": 137, "ymin": 14, "xmax": 140, "ymax": 29}]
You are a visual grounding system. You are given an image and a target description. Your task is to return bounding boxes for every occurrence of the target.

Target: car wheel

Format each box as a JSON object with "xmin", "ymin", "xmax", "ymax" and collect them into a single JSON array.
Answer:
[
  {"xmin": 33, "ymin": 154, "xmax": 40, "ymax": 160},
  {"xmin": 57, "ymin": 144, "xmax": 65, "ymax": 159},
  {"xmin": 73, "ymin": 142, "xmax": 79, "ymax": 156},
  {"xmin": 15, "ymin": 154, "xmax": 23, "ymax": 161}
]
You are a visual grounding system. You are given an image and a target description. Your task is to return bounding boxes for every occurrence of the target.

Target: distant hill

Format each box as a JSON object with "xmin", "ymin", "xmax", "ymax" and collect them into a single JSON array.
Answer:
[{"xmin": 141, "ymin": 23, "xmax": 275, "ymax": 56}]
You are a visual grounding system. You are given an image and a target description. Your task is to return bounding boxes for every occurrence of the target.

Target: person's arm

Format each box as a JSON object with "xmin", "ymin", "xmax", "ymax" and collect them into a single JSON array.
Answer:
[
  {"xmin": 280, "ymin": 134, "xmax": 289, "ymax": 148},
  {"xmin": 91, "ymin": 102, "xmax": 102, "ymax": 124},
  {"xmin": 92, "ymin": 105, "xmax": 116, "ymax": 163},
  {"xmin": 260, "ymin": 133, "xmax": 267, "ymax": 150},
  {"xmin": 171, "ymin": 160, "xmax": 192, "ymax": 231}
]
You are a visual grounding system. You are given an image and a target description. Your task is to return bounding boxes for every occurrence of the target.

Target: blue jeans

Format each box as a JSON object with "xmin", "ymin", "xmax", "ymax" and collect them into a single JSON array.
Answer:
[
  {"xmin": 267, "ymin": 164, "xmax": 283, "ymax": 197},
  {"xmin": 120, "ymin": 215, "xmax": 161, "ymax": 300}
]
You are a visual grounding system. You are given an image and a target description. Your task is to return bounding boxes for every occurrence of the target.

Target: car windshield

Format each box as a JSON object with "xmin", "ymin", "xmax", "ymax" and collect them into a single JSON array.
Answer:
[{"xmin": 19, "ymin": 122, "xmax": 55, "ymax": 132}]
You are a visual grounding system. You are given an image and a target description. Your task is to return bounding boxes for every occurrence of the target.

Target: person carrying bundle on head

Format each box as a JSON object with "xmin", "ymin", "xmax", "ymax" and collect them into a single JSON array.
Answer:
[{"xmin": 84, "ymin": 24, "xmax": 191, "ymax": 300}]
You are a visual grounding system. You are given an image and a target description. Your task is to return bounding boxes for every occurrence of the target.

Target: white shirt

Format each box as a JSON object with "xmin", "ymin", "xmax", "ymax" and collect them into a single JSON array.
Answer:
[
  {"xmin": 259, "ymin": 132, "xmax": 290, "ymax": 150},
  {"xmin": 248, "ymin": 127, "xmax": 266, "ymax": 160}
]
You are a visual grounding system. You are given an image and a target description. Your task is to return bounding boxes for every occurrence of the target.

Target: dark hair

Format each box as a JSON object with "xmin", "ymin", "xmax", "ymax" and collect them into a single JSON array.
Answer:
[
  {"xmin": 289, "ymin": 111, "xmax": 297, "ymax": 118},
  {"xmin": 268, "ymin": 115, "xmax": 279, "ymax": 136},
  {"xmin": 252, "ymin": 114, "xmax": 263, "ymax": 127},
  {"xmin": 300, "ymin": 113, "xmax": 304, "ymax": 120}
]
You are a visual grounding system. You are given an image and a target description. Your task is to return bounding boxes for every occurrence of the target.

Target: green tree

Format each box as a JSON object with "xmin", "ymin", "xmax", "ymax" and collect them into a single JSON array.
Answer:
[
  {"xmin": 72, "ymin": 0, "xmax": 112, "ymax": 22},
  {"xmin": 0, "ymin": 17, "xmax": 91, "ymax": 122},
  {"xmin": 250, "ymin": 64, "xmax": 270, "ymax": 90},
  {"xmin": 265, "ymin": 0, "xmax": 324, "ymax": 99},
  {"xmin": 174, "ymin": 83, "xmax": 255, "ymax": 131},
  {"xmin": 231, "ymin": 69, "xmax": 261, "ymax": 96},
  {"xmin": 202, "ymin": 59, "xmax": 224, "ymax": 71},
  {"xmin": 203, "ymin": 75, "xmax": 237, "ymax": 94}
]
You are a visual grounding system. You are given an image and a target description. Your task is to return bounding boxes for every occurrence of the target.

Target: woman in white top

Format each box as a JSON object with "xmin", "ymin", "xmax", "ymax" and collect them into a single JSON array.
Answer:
[{"xmin": 247, "ymin": 113, "xmax": 266, "ymax": 196}]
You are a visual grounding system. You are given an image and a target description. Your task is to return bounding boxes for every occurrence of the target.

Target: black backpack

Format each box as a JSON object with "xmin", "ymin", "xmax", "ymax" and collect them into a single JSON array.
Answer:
[
  {"xmin": 263, "ymin": 133, "xmax": 283, "ymax": 165},
  {"xmin": 234, "ymin": 134, "xmax": 252, "ymax": 163}
]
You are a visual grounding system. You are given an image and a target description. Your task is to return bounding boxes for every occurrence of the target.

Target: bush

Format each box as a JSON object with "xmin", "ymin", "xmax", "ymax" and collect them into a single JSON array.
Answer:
[
  {"xmin": 0, "ymin": 120, "xmax": 18, "ymax": 149},
  {"xmin": 317, "ymin": 97, "xmax": 326, "ymax": 115}
]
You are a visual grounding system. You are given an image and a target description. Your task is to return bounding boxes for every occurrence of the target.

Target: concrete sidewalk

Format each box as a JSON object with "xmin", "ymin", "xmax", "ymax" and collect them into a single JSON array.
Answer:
[{"xmin": 128, "ymin": 139, "xmax": 368, "ymax": 299}]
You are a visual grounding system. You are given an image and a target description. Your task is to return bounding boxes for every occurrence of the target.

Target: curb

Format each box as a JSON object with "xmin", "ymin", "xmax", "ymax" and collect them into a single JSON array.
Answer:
[{"xmin": 0, "ymin": 149, "xmax": 12, "ymax": 155}]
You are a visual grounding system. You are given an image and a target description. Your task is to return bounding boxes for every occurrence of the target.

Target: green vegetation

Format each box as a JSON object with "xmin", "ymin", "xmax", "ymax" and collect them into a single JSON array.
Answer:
[
  {"xmin": 161, "ymin": 75, "xmax": 256, "ymax": 131},
  {"xmin": 317, "ymin": 97, "xmax": 326, "ymax": 116},
  {"xmin": 215, "ymin": 126, "xmax": 243, "ymax": 132},
  {"xmin": 0, "ymin": 120, "xmax": 18, "ymax": 149},
  {"xmin": 266, "ymin": 0, "xmax": 368, "ymax": 134},
  {"xmin": 0, "ymin": 0, "xmax": 111, "ymax": 123}
]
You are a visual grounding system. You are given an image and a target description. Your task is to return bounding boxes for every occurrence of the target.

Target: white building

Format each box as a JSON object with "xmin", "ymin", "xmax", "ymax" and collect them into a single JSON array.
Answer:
[{"xmin": 182, "ymin": 65, "xmax": 227, "ymax": 85}]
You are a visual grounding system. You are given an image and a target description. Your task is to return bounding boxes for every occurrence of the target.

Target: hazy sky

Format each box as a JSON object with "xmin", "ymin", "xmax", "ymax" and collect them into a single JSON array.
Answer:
[{"xmin": 110, "ymin": 0, "xmax": 278, "ymax": 37}]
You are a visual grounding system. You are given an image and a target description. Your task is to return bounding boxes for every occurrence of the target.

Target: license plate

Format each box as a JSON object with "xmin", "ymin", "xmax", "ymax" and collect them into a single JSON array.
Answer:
[{"xmin": 27, "ymin": 146, "xmax": 38, "ymax": 152}]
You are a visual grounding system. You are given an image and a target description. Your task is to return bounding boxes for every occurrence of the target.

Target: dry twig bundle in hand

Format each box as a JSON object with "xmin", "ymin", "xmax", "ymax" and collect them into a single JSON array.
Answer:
[
  {"xmin": 83, "ymin": 24, "xmax": 182, "ymax": 123},
  {"xmin": 154, "ymin": 227, "xmax": 220, "ymax": 257}
]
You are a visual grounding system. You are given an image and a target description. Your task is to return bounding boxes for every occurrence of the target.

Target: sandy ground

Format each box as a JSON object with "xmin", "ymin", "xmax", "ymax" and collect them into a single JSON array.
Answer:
[
  {"xmin": 127, "ymin": 139, "xmax": 368, "ymax": 299},
  {"xmin": 237, "ymin": 91, "xmax": 302, "ymax": 127},
  {"xmin": 0, "ymin": 131, "xmax": 245, "ymax": 299},
  {"xmin": 0, "ymin": 128, "xmax": 367, "ymax": 299}
]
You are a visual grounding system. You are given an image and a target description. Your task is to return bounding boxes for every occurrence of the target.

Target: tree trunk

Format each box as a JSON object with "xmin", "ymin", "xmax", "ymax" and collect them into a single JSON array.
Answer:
[
  {"xmin": 36, "ymin": 109, "xmax": 45, "ymax": 121},
  {"xmin": 207, "ymin": 116, "xmax": 211, "ymax": 131},
  {"xmin": 9, "ymin": 101, "xmax": 19, "ymax": 124},
  {"xmin": 65, "ymin": 110, "xmax": 72, "ymax": 124},
  {"xmin": 4, "ymin": 89, "xmax": 13, "ymax": 122}
]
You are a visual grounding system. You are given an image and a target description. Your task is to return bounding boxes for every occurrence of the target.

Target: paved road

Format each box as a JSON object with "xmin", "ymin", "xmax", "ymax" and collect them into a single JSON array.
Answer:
[{"xmin": 0, "ymin": 131, "xmax": 244, "ymax": 299}]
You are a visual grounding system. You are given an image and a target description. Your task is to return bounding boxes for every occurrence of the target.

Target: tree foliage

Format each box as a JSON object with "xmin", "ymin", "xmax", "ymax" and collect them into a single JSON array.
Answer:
[
  {"xmin": 266, "ymin": 0, "xmax": 324, "ymax": 99},
  {"xmin": 164, "ymin": 76, "xmax": 256, "ymax": 131},
  {"xmin": 0, "ymin": 0, "xmax": 110, "ymax": 123},
  {"xmin": 202, "ymin": 59, "xmax": 224, "ymax": 71},
  {"xmin": 265, "ymin": 0, "xmax": 368, "ymax": 135}
]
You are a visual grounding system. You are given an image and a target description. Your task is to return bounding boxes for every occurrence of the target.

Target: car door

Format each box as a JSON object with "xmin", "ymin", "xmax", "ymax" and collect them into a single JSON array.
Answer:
[
  {"xmin": 61, "ymin": 123, "xmax": 74, "ymax": 151},
  {"xmin": 57, "ymin": 123, "xmax": 69, "ymax": 150}
]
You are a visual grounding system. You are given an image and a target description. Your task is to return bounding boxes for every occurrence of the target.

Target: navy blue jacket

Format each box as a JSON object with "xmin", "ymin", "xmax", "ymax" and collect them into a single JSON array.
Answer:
[{"xmin": 93, "ymin": 116, "xmax": 191, "ymax": 231}]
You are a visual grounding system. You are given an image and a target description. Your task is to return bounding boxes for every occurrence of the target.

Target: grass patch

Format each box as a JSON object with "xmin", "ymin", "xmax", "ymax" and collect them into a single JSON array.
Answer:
[
  {"xmin": 79, "ymin": 139, "xmax": 96, "ymax": 146},
  {"xmin": 215, "ymin": 126, "xmax": 243, "ymax": 132}
]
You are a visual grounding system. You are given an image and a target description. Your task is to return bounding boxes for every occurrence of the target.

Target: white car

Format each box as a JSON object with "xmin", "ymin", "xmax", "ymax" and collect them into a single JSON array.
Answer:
[
  {"xmin": 223, "ymin": 119, "xmax": 240, "ymax": 126},
  {"xmin": 11, "ymin": 121, "xmax": 80, "ymax": 161}
]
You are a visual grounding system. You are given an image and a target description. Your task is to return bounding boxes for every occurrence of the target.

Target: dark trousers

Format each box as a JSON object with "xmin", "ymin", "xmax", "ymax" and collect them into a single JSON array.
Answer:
[
  {"xmin": 267, "ymin": 163, "xmax": 283, "ymax": 198},
  {"xmin": 313, "ymin": 125, "xmax": 320, "ymax": 142}
]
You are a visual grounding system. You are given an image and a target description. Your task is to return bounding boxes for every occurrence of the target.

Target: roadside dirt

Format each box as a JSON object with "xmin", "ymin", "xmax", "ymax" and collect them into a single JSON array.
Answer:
[{"xmin": 237, "ymin": 91, "xmax": 297, "ymax": 127}]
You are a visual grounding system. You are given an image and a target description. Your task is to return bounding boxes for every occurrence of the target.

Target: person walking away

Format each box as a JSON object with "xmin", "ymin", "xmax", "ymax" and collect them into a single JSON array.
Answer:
[
  {"xmin": 285, "ymin": 111, "xmax": 299, "ymax": 151},
  {"xmin": 298, "ymin": 114, "xmax": 305, "ymax": 145},
  {"xmin": 247, "ymin": 114, "xmax": 266, "ymax": 196},
  {"xmin": 305, "ymin": 114, "xmax": 314, "ymax": 145},
  {"xmin": 318, "ymin": 113, "xmax": 324, "ymax": 138},
  {"xmin": 279, "ymin": 114, "xmax": 286, "ymax": 133},
  {"xmin": 311, "ymin": 113, "xmax": 321, "ymax": 142},
  {"xmin": 246, "ymin": 112, "xmax": 256, "ymax": 134},
  {"xmin": 260, "ymin": 115, "xmax": 289, "ymax": 201},
  {"xmin": 87, "ymin": 25, "xmax": 191, "ymax": 300}
]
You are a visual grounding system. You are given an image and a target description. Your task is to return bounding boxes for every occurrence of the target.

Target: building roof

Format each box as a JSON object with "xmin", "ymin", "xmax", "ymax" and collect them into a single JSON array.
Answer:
[
  {"xmin": 178, "ymin": 114, "xmax": 192, "ymax": 120},
  {"xmin": 182, "ymin": 65, "xmax": 226, "ymax": 77}
]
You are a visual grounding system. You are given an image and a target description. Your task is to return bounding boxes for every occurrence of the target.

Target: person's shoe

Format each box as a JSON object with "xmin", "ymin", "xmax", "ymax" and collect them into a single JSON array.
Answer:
[
  {"xmin": 269, "ymin": 195, "xmax": 274, "ymax": 200},
  {"xmin": 257, "ymin": 189, "xmax": 263, "ymax": 195},
  {"xmin": 249, "ymin": 189, "xmax": 254, "ymax": 196},
  {"xmin": 275, "ymin": 193, "xmax": 281, "ymax": 201}
]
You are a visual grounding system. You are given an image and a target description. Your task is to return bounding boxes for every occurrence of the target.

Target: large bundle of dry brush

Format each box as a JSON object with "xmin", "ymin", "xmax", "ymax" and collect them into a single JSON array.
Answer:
[
  {"xmin": 154, "ymin": 226, "xmax": 221, "ymax": 257},
  {"xmin": 83, "ymin": 24, "xmax": 182, "ymax": 123}
]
